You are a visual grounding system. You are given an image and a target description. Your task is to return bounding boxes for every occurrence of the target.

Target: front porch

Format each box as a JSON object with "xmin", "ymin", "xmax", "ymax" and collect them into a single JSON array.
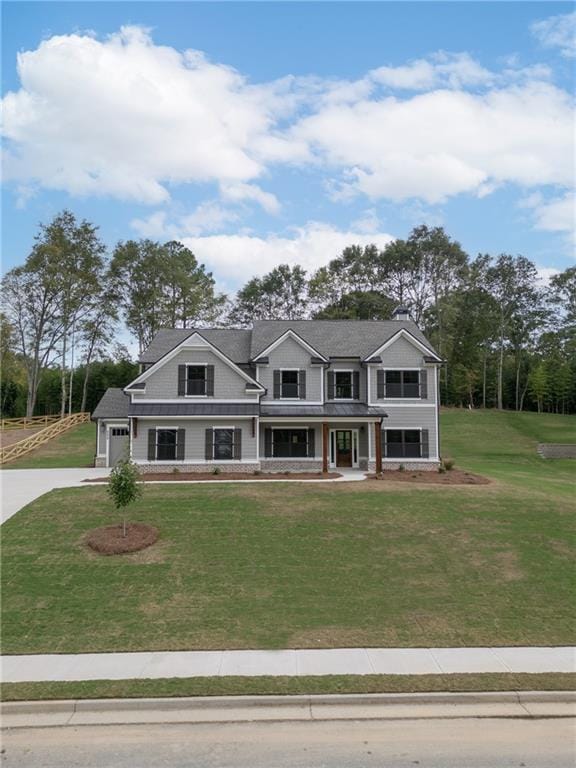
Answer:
[{"xmin": 259, "ymin": 419, "xmax": 384, "ymax": 473}]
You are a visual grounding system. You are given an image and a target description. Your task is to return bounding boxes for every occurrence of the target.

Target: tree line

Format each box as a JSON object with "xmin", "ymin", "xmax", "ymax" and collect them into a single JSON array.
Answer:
[{"xmin": 2, "ymin": 211, "xmax": 574, "ymax": 417}]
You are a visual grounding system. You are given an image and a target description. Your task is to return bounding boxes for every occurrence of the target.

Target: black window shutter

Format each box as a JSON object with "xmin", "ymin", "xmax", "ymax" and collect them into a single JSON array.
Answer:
[
  {"xmin": 421, "ymin": 429, "xmax": 429, "ymax": 458},
  {"xmin": 233, "ymin": 427, "xmax": 242, "ymax": 460},
  {"xmin": 206, "ymin": 365, "xmax": 215, "ymax": 397},
  {"xmin": 205, "ymin": 428, "xmax": 214, "ymax": 461},
  {"xmin": 147, "ymin": 429, "xmax": 156, "ymax": 461},
  {"xmin": 273, "ymin": 370, "xmax": 281, "ymax": 399},
  {"xmin": 376, "ymin": 370, "xmax": 385, "ymax": 399},
  {"xmin": 178, "ymin": 365, "xmax": 186, "ymax": 396},
  {"xmin": 176, "ymin": 428, "xmax": 186, "ymax": 461},
  {"xmin": 307, "ymin": 427, "xmax": 315, "ymax": 458},
  {"xmin": 299, "ymin": 370, "xmax": 306, "ymax": 399},
  {"xmin": 353, "ymin": 371, "xmax": 360, "ymax": 400},
  {"xmin": 420, "ymin": 369, "xmax": 428, "ymax": 399},
  {"xmin": 264, "ymin": 427, "xmax": 272, "ymax": 457},
  {"xmin": 327, "ymin": 371, "xmax": 335, "ymax": 400}
]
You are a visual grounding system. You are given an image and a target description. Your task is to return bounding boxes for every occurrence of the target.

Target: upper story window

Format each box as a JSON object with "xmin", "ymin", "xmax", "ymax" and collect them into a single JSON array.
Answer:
[
  {"xmin": 178, "ymin": 364, "xmax": 215, "ymax": 397},
  {"xmin": 186, "ymin": 365, "xmax": 206, "ymax": 396},
  {"xmin": 281, "ymin": 370, "xmax": 299, "ymax": 398},
  {"xmin": 273, "ymin": 369, "xmax": 306, "ymax": 399},
  {"xmin": 377, "ymin": 369, "xmax": 425, "ymax": 399},
  {"xmin": 327, "ymin": 370, "xmax": 360, "ymax": 400}
]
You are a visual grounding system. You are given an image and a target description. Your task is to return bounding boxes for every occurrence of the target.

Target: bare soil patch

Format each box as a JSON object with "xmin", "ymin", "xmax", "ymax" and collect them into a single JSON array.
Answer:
[
  {"xmin": 368, "ymin": 469, "xmax": 490, "ymax": 485},
  {"xmin": 0, "ymin": 427, "xmax": 44, "ymax": 448},
  {"xmin": 85, "ymin": 471, "xmax": 341, "ymax": 482},
  {"xmin": 85, "ymin": 523, "xmax": 159, "ymax": 555}
]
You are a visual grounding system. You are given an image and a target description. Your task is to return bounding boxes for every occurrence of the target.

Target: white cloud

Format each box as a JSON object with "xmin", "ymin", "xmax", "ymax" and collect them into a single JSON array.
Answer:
[
  {"xmin": 178, "ymin": 221, "xmax": 395, "ymax": 287},
  {"xmin": 220, "ymin": 182, "xmax": 280, "ymax": 214},
  {"xmin": 1, "ymin": 26, "xmax": 573, "ymax": 215},
  {"xmin": 291, "ymin": 81, "xmax": 574, "ymax": 203},
  {"xmin": 1, "ymin": 26, "xmax": 291, "ymax": 204},
  {"xmin": 531, "ymin": 11, "xmax": 576, "ymax": 58},
  {"xmin": 131, "ymin": 201, "xmax": 240, "ymax": 238},
  {"xmin": 351, "ymin": 209, "xmax": 382, "ymax": 234},
  {"xmin": 532, "ymin": 192, "xmax": 575, "ymax": 234}
]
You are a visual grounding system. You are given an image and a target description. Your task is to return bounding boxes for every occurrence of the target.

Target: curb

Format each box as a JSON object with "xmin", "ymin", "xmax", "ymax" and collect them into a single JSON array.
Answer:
[{"xmin": 3, "ymin": 691, "xmax": 575, "ymax": 728}]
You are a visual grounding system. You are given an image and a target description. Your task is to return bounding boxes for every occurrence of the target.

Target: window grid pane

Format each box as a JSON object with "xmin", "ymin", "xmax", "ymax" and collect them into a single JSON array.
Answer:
[
  {"xmin": 214, "ymin": 429, "xmax": 234, "ymax": 460},
  {"xmin": 187, "ymin": 366, "xmax": 206, "ymax": 396},
  {"xmin": 157, "ymin": 429, "xmax": 177, "ymax": 460},
  {"xmin": 335, "ymin": 371, "xmax": 352, "ymax": 399},
  {"xmin": 385, "ymin": 370, "xmax": 420, "ymax": 398},
  {"xmin": 384, "ymin": 429, "xmax": 421, "ymax": 459},
  {"xmin": 273, "ymin": 429, "xmax": 308, "ymax": 457},
  {"xmin": 281, "ymin": 370, "xmax": 299, "ymax": 398}
]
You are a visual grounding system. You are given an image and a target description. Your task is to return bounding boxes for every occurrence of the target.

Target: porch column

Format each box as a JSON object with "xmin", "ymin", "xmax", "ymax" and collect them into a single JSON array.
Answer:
[
  {"xmin": 322, "ymin": 422, "xmax": 329, "ymax": 474},
  {"xmin": 374, "ymin": 420, "xmax": 383, "ymax": 474}
]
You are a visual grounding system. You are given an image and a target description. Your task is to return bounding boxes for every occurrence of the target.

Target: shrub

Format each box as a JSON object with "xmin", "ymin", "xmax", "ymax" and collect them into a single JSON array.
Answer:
[
  {"xmin": 443, "ymin": 458, "xmax": 455, "ymax": 471},
  {"xmin": 253, "ymin": 469, "xmax": 262, "ymax": 476},
  {"xmin": 212, "ymin": 466, "xmax": 221, "ymax": 475},
  {"xmin": 172, "ymin": 467, "xmax": 180, "ymax": 474},
  {"xmin": 438, "ymin": 465, "xmax": 447, "ymax": 474},
  {"xmin": 398, "ymin": 464, "xmax": 405, "ymax": 472}
]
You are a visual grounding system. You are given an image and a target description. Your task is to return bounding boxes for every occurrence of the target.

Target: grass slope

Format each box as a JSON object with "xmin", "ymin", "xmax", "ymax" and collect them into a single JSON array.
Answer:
[
  {"xmin": 3, "ymin": 422, "xmax": 96, "ymax": 469},
  {"xmin": 2, "ymin": 410, "xmax": 574, "ymax": 655}
]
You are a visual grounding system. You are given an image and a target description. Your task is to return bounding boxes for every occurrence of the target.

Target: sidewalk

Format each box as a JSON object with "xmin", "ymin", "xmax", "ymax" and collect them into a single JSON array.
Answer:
[{"xmin": 3, "ymin": 646, "xmax": 575, "ymax": 683}]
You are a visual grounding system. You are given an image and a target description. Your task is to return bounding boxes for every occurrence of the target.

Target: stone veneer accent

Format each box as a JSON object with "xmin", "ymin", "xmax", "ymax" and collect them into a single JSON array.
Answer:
[
  {"xmin": 94, "ymin": 457, "xmax": 107, "ymax": 468},
  {"xmin": 368, "ymin": 460, "xmax": 439, "ymax": 472},
  {"xmin": 135, "ymin": 463, "xmax": 259, "ymax": 474},
  {"xmin": 260, "ymin": 460, "xmax": 324, "ymax": 473}
]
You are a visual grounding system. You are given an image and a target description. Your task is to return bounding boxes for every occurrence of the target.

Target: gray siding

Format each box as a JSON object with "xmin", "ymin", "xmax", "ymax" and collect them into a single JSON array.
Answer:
[
  {"xmin": 326, "ymin": 360, "xmax": 366, "ymax": 402},
  {"xmin": 132, "ymin": 419, "xmax": 258, "ymax": 462},
  {"xmin": 258, "ymin": 337, "xmax": 322, "ymax": 402},
  {"xmin": 369, "ymin": 337, "xmax": 437, "ymax": 406},
  {"xmin": 381, "ymin": 407, "xmax": 438, "ymax": 459},
  {"xmin": 143, "ymin": 348, "xmax": 252, "ymax": 400}
]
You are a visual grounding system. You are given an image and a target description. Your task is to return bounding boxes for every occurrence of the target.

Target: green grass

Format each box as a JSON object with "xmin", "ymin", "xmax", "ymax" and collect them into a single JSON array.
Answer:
[
  {"xmin": 1, "ymin": 409, "xmax": 574, "ymax": 656},
  {"xmin": 3, "ymin": 422, "xmax": 96, "ymax": 469},
  {"xmin": 2, "ymin": 673, "xmax": 574, "ymax": 702}
]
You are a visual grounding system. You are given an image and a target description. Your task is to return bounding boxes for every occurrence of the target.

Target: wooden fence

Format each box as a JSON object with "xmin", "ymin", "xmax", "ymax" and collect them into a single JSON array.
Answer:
[
  {"xmin": 0, "ymin": 414, "xmax": 62, "ymax": 431},
  {"xmin": 0, "ymin": 412, "xmax": 91, "ymax": 465}
]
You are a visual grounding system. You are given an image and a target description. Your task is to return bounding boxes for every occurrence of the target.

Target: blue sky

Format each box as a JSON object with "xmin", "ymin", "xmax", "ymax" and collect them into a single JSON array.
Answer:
[{"xmin": 2, "ymin": 2, "xmax": 574, "ymax": 291}]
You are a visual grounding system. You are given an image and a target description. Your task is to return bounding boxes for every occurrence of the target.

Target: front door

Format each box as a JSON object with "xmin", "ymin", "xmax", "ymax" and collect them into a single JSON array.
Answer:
[{"xmin": 335, "ymin": 430, "xmax": 353, "ymax": 467}]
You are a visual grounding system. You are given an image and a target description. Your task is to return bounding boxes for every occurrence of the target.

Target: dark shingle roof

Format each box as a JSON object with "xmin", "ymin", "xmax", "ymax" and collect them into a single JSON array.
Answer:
[
  {"xmin": 139, "ymin": 328, "xmax": 252, "ymax": 364},
  {"xmin": 138, "ymin": 320, "xmax": 438, "ymax": 367},
  {"xmin": 129, "ymin": 403, "xmax": 259, "ymax": 417},
  {"xmin": 251, "ymin": 320, "xmax": 435, "ymax": 360},
  {"xmin": 92, "ymin": 388, "xmax": 130, "ymax": 420}
]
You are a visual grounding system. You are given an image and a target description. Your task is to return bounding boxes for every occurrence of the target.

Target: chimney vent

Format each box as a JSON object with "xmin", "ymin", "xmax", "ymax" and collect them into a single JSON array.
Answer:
[{"xmin": 392, "ymin": 306, "xmax": 411, "ymax": 321}]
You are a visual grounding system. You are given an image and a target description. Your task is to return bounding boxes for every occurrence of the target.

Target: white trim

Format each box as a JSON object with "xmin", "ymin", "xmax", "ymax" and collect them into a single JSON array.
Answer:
[
  {"xmin": 253, "ymin": 329, "xmax": 328, "ymax": 362},
  {"xmin": 435, "ymin": 365, "xmax": 440, "ymax": 459},
  {"xmin": 123, "ymin": 331, "xmax": 264, "ymax": 392},
  {"xmin": 130, "ymin": 398, "xmax": 260, "ymax": 404},
  {"xmin": 132, "ymin": 459, "xmax": 260, "ymax": 465},
  {"xmin": 364, "ymin": 328, "xmax": 441, "ymax": 362},
  {"xmin": 134, "ymin": 415, "xmax": 256, "ymax": 420},
  {"xmin": 371, "ymin": 403, "xmax": 436, "ymax": 408}
]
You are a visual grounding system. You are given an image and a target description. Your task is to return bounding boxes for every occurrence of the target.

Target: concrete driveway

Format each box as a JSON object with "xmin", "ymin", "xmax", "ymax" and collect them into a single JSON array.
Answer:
[{"xmin": 0, "ymin": 468, "xmax": 111, "ymax": 524}]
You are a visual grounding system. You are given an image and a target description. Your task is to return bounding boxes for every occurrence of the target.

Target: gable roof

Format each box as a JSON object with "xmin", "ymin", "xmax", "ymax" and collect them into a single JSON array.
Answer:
[
  {"xmin": 139, "ymin": 328, "xmax": 252, "ymax": 364},
  {"xmin": 250, "ymin": 320, "xmax": 437, "ymax": 360},
  {"xmin": 91, "ymin": 388, "xmax": 130, "ymax": 420},
  {"xmin": 252, "ymin": 328, "xmax": 328, "ymax": 362},
  {"xmin": 138, "ymin": 319, "xmax": 438, "ymax": 368}
]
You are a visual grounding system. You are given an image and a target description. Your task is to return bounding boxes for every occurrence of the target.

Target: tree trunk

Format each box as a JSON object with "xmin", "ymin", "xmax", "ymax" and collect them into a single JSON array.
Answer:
[
  {"xmin": 482, "ymin": 352, "xmax": 487, "ymax": 409},
  {"xmin": 497, "ymin": 329, "xmax": 504, "ymax": 410},
  {"xmin": 515, "ymin": 354, "xmax": 521, "ymax": 412}
]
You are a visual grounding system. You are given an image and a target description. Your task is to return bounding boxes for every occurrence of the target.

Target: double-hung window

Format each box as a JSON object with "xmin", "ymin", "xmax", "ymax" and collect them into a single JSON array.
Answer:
[
  {"xmin": 384, "ymin": 429, "xmax": 421, "ymax": 458},
  {"xmin": 213, "ymin": 428, "xmax": 234, "ymax": 460},
  {"xmin": 186, "ymin": 365, "xmax": 206, "ymax": 396},
  {"xmin": 281, "ymin": 370, "xmax": 299, "ymax": 399},
  {"xmin": 385, "ymin": 370, "xmax": 420, "ymax": 398},
  {"xmin": 156, "ymin": 429, "xmax": 178, "ymax": 460},
  {"xmin": 335, "ymin": 371, "xmax": 353, "ymax": 399},
  {"xmin": 273, "ymin": 429, "xmax": 308, "ymax": 458}
]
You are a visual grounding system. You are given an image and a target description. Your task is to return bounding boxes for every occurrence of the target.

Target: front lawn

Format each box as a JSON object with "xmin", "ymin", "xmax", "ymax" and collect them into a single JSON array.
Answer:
[
  {"xmin": 2, "ymin": 478, "xmax": 574, "ymax": 654},
  {"xmin": 3, "ymin": 422, "xmax": 96, "ymax": 469}
]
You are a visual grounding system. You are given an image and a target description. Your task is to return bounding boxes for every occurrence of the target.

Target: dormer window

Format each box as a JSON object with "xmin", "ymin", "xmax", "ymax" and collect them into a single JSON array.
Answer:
[
  {"xmin": 335, "ymin": 371, "xmax": 352, "ymax": 399},
  {"xmin": 186, "ymin": 365, "xmax": 207, "ymax": 396}
]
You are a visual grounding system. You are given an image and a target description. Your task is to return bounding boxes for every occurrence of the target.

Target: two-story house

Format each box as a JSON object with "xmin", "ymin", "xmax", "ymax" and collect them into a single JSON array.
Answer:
[{"xmin": 92, "ymin": 309, "xmax": 442, "ymax": 473}]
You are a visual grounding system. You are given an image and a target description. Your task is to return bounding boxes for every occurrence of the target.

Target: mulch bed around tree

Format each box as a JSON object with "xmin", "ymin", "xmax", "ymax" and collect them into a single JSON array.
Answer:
[
  {"xmin": 368, "ymin": 469, "xmax": 490, "ymax": 485},
  {"xmin": 85, "ymin": 472, "xmax": 342, "ymax": 482},
  {"xmin": 85, "ymin": 523, "xmax": 159, "ymax": 555}
]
